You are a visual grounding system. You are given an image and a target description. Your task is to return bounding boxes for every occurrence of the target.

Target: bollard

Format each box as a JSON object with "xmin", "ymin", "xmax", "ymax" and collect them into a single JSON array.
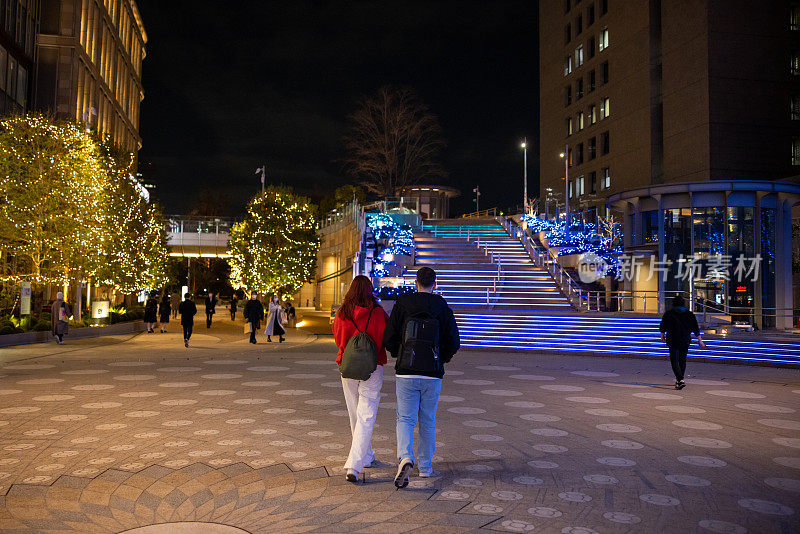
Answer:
[{"xmin": 486, "ymin": 288, "xmax": 490, "ymax": 304}]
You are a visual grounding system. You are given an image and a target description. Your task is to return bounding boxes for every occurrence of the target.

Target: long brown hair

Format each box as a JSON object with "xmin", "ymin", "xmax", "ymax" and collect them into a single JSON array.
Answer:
[{"xmin": 339, "ymin": 275, "xmax": 377, "ymax": 320}]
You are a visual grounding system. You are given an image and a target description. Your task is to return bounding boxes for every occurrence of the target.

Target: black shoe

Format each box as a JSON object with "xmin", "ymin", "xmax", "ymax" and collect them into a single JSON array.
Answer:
[
  {"xmin": 676, "ymin": 380, "xmax": 686, "ymax": 390},
  {"xmin": 394, "ymin": 458, "xmax": 414, "ymax": 489},
  {"xmin": 267, "ymin": 337, "xmax": 272, "ymax": 342},
  {"xmin": 279, "ymin": 336, "xmax": 284, "ymax": 343}
]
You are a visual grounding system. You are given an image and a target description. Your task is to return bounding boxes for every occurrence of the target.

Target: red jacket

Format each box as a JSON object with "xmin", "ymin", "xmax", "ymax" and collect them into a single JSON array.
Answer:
[{"xmin": 332, "ymin": 304, "xmax": 389, "ymax": 366}]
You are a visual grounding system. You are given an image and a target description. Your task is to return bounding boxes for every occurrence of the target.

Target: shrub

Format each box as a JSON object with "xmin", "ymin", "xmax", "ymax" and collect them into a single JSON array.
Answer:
[
  {"xmin": 0, "ymin": 325, "xmax": 17, "ymax": 335},
  {"xmin": 34, "ymin": 321, "xmax": 51, "ymax": 332}
]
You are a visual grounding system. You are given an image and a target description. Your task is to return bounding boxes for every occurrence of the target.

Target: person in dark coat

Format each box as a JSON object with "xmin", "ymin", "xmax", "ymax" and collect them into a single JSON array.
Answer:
[
  {"xmin": 178, "ymin": 293, "xmax": 197, "ymax": 348},
  {"xmin": 205, "ymin": 292, "xmax": 217, "ymax": 328},
  {"xmin": 660, "ymin": 295, "xmax": 706, "ymax": 390},
  {"xmin": 383, "ymin": 267, "xmax": 460, "ymax": 486},
  {"xmin": 144, "ymin": 292, "xmax": 159, "ymax": 333},
  {"xmin": 230, "ymin": 295, "xmax": 239, "ymax": 321},
  {"xmin": 51, "ymin": 292, "xmax": 71, "ymax": 345},
  {"xmin": 159, "ymin": 294, "xmax": 171, "ymax": 333},
  {"xmin": 243, "ymin": 292, "xmax": 265, "ymax": 344},
  {"xmin": 171, "ymin": 291, "xmax": 180, "ymax": 319}
]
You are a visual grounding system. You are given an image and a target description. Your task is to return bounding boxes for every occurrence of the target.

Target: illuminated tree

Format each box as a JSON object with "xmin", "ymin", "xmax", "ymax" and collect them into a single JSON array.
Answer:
[
  {"xmin": 0, "ymin": 114, "xmax": 105, "ymax": 288},
  {"xmin": 228, "ymin": 186, "xmax": 320, "ymax": 295},
  {"xmin": 344, "ymin": 86, "xmax": 447, "ymax": 197},
  {"xmin": 94, "ymin": 135, "xmax": 170, "ymax": 293}
]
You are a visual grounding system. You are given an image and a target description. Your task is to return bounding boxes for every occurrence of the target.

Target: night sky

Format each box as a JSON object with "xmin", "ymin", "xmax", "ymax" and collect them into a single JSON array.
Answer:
[{"xmin": 136, "ymin": 1, "xmax": 539, "ymax": 216}]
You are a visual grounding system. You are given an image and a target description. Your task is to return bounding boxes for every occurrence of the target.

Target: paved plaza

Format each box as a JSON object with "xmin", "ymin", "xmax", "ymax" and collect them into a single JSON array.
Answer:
[{"xmin": 0, "ymin": 320, "xmax": 798, "ymax": 533}]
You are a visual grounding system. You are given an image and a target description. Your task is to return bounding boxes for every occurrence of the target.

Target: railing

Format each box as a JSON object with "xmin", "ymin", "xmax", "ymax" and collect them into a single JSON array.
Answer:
[
  {"xmin": 577, "ymin": 289, "xmax": 686, "ymax": 313},
  {"xmin": 462, "ymin": 208, "xmax": 497, "ymax": 218},
  {"xmin": 165, "ymin": 216, "xmax": 237, "ymax": 234},
  {"xmin": 320, "ymin": 199, "xmax": 364, "ymax": 231},
  {"xmin": 521, "ymin": 231, "xmax": 584, "ymax": 309}
]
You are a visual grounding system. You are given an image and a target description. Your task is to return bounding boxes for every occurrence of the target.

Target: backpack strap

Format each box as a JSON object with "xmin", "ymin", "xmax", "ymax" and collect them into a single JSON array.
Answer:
[{"xmin": 349, "ymin": 305, "xmax": 375, "ymax": 333}]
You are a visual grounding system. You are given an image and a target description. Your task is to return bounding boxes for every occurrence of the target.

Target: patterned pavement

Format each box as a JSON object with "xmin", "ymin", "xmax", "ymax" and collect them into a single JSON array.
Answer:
[{"xmin": 0, "ymin": 320, "xmax": 798, "ymax": 533}]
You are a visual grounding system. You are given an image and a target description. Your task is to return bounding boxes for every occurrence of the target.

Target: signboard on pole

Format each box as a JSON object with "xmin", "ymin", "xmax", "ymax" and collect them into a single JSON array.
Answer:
[{"xmin": 20, "ymin": 282, "xmax": 31, "ymax": 315}]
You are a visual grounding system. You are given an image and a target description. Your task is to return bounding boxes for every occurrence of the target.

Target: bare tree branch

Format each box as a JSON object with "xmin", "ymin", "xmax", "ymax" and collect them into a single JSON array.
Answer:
[{"xmin": 344, "ymin": 86, "xmax": 447, "ymax": 198}]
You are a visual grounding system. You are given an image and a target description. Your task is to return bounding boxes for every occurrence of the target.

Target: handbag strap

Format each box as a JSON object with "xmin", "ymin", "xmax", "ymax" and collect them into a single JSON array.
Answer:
[{"xmin": 349, "ymin": 305, "xmax": 375, "ymax": 334}]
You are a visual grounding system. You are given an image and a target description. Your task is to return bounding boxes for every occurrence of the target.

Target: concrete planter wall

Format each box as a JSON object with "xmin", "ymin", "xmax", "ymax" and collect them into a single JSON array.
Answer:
[{"xmin": 0, "ymin": 321, "xmax": 146, "ymax": 348}]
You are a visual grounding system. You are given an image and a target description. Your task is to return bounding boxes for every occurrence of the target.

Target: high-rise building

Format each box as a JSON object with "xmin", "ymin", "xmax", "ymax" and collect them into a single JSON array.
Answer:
[
  {"xmin": 539, "ymin": 1, "xmax": 800, "ymax": 329},
  {"xmin": 35, "ymin": 0, "xmax": 146, "ymax": 153},
  {"xmin": 539, "ymin": 0, "xmax": 800, "ymax": 210},
  {"xmin": 0, "ymin": 0, "xmax": 39, "ymax": 114}
]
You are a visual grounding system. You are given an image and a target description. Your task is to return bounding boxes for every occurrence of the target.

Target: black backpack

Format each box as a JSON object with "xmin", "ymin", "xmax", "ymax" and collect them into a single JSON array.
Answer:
[
  {"xmin": 339, "ymin": 307, "xmax": 378, "ymax": 381},
  {"xmin": 397, "ymin": 309, "xmax": 440, "ymax": 374}
]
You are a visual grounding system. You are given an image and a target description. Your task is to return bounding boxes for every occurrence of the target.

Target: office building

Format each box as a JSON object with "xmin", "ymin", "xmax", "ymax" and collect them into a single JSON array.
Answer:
[
  {"xmin": 0, "ymin": 0, "xmax": 39, "ymax": 114},
  {"xmin": 35, "ymin": 0, "xmax": 146, "ymax": 153}
]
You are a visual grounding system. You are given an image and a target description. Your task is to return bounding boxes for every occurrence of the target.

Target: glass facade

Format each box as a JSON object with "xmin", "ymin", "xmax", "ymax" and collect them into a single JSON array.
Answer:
[{"xmin": 663, "ymin": 209, "xmax": 692, "ymax": 296}]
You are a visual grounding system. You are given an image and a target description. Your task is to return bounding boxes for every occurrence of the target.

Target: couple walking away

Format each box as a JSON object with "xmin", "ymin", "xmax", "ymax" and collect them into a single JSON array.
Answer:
[
  {"xmin": 332, "ymin": 267, "xmax": 460, "ymax": 487},
  {"xmin": 243, "ymin": 293, "xmax": 286, "ymax": 344}
]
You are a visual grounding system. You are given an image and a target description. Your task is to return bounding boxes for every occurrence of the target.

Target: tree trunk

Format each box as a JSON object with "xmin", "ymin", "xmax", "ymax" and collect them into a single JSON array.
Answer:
[{"xmin": 74, "ymin": 279, "xmax": 82, "ymax": 322}]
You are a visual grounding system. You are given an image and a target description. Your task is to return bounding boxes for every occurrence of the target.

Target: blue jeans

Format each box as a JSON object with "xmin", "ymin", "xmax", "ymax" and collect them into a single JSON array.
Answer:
[{"xmin": 395, "ymin": 377, "xmax": 442, "ymax": 471}]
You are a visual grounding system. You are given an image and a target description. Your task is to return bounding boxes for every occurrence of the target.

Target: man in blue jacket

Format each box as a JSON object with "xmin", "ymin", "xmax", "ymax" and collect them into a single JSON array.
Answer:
[{"xmin": 384, "ymin": 267, "xmax": 460, "ymax": 488}]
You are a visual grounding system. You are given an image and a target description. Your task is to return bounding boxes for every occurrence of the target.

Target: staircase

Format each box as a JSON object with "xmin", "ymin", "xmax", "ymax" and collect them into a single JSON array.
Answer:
[
  {"xmin": 408, "ymin": 221, "xmax": 573, "ymax": 312},
  {"xmin": 404, "ymin": 220, "xmax": 800, "ymax": 366}
]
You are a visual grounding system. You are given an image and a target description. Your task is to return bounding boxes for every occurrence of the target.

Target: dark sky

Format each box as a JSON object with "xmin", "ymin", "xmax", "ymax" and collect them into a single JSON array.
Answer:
[{"xmin": 136, "ymin": 1, "xmax": 539, "ymax": 216}]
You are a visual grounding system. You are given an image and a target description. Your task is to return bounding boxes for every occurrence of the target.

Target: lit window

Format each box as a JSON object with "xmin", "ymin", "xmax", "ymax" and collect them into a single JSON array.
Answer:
[
  {"xmin": 575, "ymin": 45, "xmax": 584, "ymax": 67},
  {"xmin": 600, "ymin": 97, "xmax": 610, "ymax": 119},
  {"xmin": 564, "ymin": 55, "xmax": 573, "ymax": 76},
  {"xmin": 792, "ymin": 5, "xmax": 800, "ymax": 30},
  {"xmin": 576, "ymin": 175, "xmax": 585, "ymax": 196},
  {"xmin": 569, "ymin": 180, "xmax": 573, "ymax": 198},
  {"xmin": 793, "ymin": 138, "xmax": 800, "ymax": 165},
  {"xmin": 589, "ymin": 104, "xmax": 597, "ymax": 124},
  {"xmin": 599, "ymin": 28, "xmax": 609, "ymax": 51},
  {"xmin": 601, "ymin": 167, "xmax": 611, "ymax": 189},
  {"xmin": 577, "ymin": 111, "xmax": 585, "ymax": 131},
  {"xmin": 792, "ymin": 52, "xmax": 800, "ymax": 75},
  {"xmin": 792, "ymin": 95, "xmax": 800, "ymax": 120},
  {"xmin": 566, "ymin": 117, "xmax": 574, "ymax": 136}
]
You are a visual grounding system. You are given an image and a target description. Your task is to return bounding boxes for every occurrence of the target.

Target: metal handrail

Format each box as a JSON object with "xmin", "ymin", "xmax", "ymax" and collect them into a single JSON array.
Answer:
[
  {"xmin": 462, "ymin": 207, "xmax": 497, "ymax": 218},
  {"xmin": 519, "ymin": 230, "xmax": 583, "ymax": 308}
]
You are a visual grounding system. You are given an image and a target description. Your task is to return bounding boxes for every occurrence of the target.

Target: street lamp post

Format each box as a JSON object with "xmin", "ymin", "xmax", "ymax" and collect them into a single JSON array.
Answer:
[
  {"xmin": 559, "ymin": 144, "xmax": 570, "ymax": 242},
  {"xmin": 521, "ymin": 139, "xmax": 528, "ymax": 215}
]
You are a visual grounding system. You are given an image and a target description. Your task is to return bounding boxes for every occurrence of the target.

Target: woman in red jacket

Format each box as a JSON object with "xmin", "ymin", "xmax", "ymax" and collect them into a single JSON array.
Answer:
[{"xmin": 332, "ymin": 275, "xmax": 389, "ymax": 483}]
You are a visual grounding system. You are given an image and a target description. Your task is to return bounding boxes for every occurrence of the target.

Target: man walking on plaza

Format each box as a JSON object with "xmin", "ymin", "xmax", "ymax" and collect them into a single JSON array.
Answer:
[
  {"xmin": 243, "ymin": 292, "xmax": 264, "ymax": 344},
  {"xmin": 178, "ymin": 293, "xmax": 197, "ymax": 348},
  {"xmin": 384, "ymin": 267, "xmax": 460, "ymax": 488},
  {"xmin": 205, "ymin": 292, "xmax": 217, "ymax": 328},
  {"xmin": 660, "ymin": 295, "xmax": 706, "ymax": 389}
]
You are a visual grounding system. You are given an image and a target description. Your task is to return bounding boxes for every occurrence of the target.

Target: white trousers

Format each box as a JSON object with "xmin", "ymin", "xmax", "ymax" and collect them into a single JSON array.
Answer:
[{"xmin": 341, "ymin": 365, "xmax": 383, "ymax": 472}]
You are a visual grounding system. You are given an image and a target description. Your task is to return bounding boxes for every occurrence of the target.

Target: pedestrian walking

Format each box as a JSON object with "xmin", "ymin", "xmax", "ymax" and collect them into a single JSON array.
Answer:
[
  {"xmin": 230, "ymin": 294, "xmax": 239, "ymax": 321},
  {"xmin": 159, "ymin": 294, "xmax": 171, "ymax": 333},
  {"xmin": 205, "ymin": 292, "xmax": 217, "ymax": 328},
  {"xmin": 660, "ymin": 295, "xmax": 705, "ymax": 390},
  {"xmin": 144, "ymin": 291, "xmax": 159, "ymax": 333},
  {"xmin": 171, "ymin": 291, "xmax": 180, "ymax": 319},
  {"xmin": 265, "ymin": 294, "xmax": 286, "ymax": 343},
  {"xmin": 383, "ymin": 267, "xmax": 460, "ymax": 488},
  {"xmin": 243, "ymin": 292, "xmax": 264, "ymax": 344},
  {"xmin": 284, "ymin": 301, "xmax": 296, "ymax": 328},
  {"xmin": 333, "ymin": 275, "xmax": 390, "ymax": 483},
  {"xmin": 178, "ymin": 293, "xmax": 197, "ymax": 348},
  {"xmin": 51, "ymin": 291, "xmax": 71, "ymax": 345}
]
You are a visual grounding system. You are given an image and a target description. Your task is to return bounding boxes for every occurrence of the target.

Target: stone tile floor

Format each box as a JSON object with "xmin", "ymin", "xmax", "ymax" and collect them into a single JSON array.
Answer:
[{"xmin": 0, "ymin": 321, "xmax": 798, "ymax": 533}]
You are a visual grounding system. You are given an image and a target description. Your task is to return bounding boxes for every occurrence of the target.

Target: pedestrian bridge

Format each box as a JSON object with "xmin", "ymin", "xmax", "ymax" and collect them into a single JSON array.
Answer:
[{"xmin": 165, "ymin": 216, "xmax": 235, "ymax": 258}]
